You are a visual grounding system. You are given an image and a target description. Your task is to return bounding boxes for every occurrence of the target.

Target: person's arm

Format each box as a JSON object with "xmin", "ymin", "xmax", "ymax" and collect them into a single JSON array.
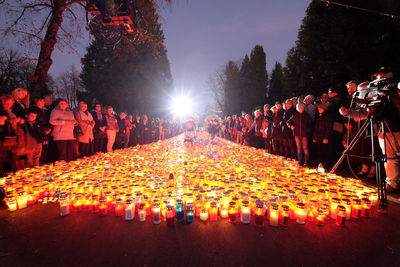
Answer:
[{"xmin": 49, "ymin": 110, "xmax": 64, "ymax": 126}]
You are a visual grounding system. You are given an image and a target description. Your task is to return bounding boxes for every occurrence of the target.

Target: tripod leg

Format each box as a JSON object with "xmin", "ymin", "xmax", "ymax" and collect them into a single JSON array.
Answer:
[
  {"xmin": 376, "ymin": 161, "xmax": 388, "ymax": 213},
  {"xmin": 330, "ymin": 119, "xmax": 370, "ymax": 173}
]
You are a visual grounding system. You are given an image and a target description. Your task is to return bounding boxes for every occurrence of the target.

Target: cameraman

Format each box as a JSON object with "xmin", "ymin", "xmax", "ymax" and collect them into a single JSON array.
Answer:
[{"xmin": 340, "ymin": 68, "xmax": 400, "ymax": 193}]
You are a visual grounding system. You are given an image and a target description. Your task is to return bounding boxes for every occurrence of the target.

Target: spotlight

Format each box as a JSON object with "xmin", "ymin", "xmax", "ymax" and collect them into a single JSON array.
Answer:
[{"xmin": 171, "ymin": 95, "xmax": 193, "ymax": 117}]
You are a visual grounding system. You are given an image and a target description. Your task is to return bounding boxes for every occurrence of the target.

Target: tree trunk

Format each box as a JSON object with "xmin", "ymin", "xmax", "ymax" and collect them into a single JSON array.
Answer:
[{"xmin": 30, "ymin": 0, "xmax": 67, "ymax": 96}]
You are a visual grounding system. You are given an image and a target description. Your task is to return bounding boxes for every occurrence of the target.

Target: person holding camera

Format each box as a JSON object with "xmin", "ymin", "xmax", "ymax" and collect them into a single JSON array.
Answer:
[{"xmin": 340, "ymin": 68, "xmax": 400, "ymax": 193}]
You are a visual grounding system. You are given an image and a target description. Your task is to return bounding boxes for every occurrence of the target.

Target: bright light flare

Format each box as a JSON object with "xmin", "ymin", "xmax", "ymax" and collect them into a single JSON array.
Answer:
[{"xmin": 171, "ymin": 95, "xmax": 193, "ymax": 117}]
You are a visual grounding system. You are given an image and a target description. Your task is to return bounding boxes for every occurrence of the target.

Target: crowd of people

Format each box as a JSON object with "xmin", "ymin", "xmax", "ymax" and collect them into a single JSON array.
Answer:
[
  {"xmin": 0, "ymin": 89, "xmax": 181, "ymax": 176},
  {"xmin": 218, "ymin": 68, "xmax": 400, "ymax": 193}
]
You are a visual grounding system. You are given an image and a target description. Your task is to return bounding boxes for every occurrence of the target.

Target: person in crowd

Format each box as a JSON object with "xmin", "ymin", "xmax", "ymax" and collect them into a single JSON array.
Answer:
[
  {"xmin": 243, "ymin": 113, "xmax": 255, "ymax": 147},
  {"xmin": 0, "ymin": 95, "xmax": 17, "ymax": 175},
  {"xmin": 320, "ymin": 93, "xmax": 329, "ymax": 104},
  {"xmin": 49, "ymin": 99, "xmax": 76, "ymax": 162},
  {"xmin": 128, "ymin": 115, "xmax": 136, "ymax": 146},
  {"xmin": 117, "ymin": 112, "xmax": 131, "ymax": 149},
  {"xmin": 24, "ymin": 108, "xmax": 45, "ymax": 167},
  {"xmin": 287, "ymin": 103, "xmax": 313, "ymax": 166},
  {"xmin": 142, "ymin": 115, "xmax": 151, "ymax": 144},
  {"xmin": 11, "ymin": 88, "xmax": 30, "ymax": 119},
  {"xmin": 43, "ymin": 92, "xmax": 57, "ymax": 163},
  {"xmin": 327, "ymin": 88, "xmax": 345, "ymax": 163},
  {"xmin": 282, "ymin": 99, "xmax": 296, "ymax": 160},
  {"xmin": 231, "ymin": 115, "xmax": 239, "ymax": 143},
  {"xmin": 75, "ymin": 101, "xmax": 94, "ymax": 157},
  {"xmin": 271, "ymin": 101, "xmax": 284, "ymax": 155},
  {"xmin": 134, "ymin": 115, "xmax": 143, "ymax": 145},
  {"xmin": 304, "ymin": 94, "xmax": 316, "ymax": 121},
  {"xmin": 104, "ymin": 106, "xmax": 119, "ymax": 152},
  {"xmin": 263, "ymin": 104, "xmax": 272, "ymax": 152},
  {"xmin": 254, "ymin": 110, "xmax": 265, "ymax": 149},
  {"xmin": 29, "ymin": 96, "xmax": 52, "ymax": 164},
  {"xmin": 91, "ymin": 104, "xmax": 106, "ymax": 153},
  {"xmin": 313, "ymin": 103, "xmax": 333, "ymax": 170}
]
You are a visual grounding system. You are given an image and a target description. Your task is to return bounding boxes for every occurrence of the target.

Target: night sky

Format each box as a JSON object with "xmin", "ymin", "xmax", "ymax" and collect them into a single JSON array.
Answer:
[{"xmin": 50, "ymin": 0, "xmax": 311, "ymax": 95}]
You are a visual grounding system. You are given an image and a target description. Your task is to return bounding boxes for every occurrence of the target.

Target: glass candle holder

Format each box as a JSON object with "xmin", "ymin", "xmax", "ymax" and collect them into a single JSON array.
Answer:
[
  {"xmin": 240, "ymin": 201, "xmax": 250, "ymax": 224},
  {"xmin": 295, "ymin": 203, "xmax": 307, "ymax": 225},
  {"xmin": 209, "ymin": 201, "xmax": 218, "ymax": 222},
  {"xmin": 228, "ymin": 201, "xmax": 238, "ymax": 223},
  {"xmin": 336, "ymin": 205, "xmax": 346, "ymax": 227},
  {"xmin": 115, "ymin": 199, "xmax": 124, "ymax": 217},
  {"xmin": 352, "ymin": 198, "xmax": 362, "ymax": 218},
  {"xmin": 175, "ymin": 199, "xmax": 184, "ymax": 223},
  {"xmin": 153, "ymin": 202, "xmax": 161, "ymax": 224},
  {"xmin": 200, "ymin": 207, "xmax": 209, "ymax": 221},
  {"xmin": 269, "ymin": 203, "xmax": 279, "ymax": 227},
  {"xmin": 330, "ymin": 197, "xmax": 341, "ymax": 219},
  {"xmin": 166, "ymin": 204, "xmax": 175, "ymax": 226},
  {"xmin": 279, "ymin": 204, "xmax": 289, "ymax": 227},
  {"xmin": 361, "ymin": 198, "xmax": 372, "ymax": 217},
  {"xmin": 138, "ymin": 203, "xmax": 146, "ymax": 222},
  {"xmin": 59, "ymin": 193, "xmax": 70, "ymax": 216},
  {"xmin": 124, "ymin": 199, "xmax": 135, "ymax": 221},
  {"xmin": 315, "ymin": 210, "xmax": 325, "ymax": 226},
  {"xmin": 254, "ymin": 200, "xmax": 265, "ymax": 227},
  {"xmin": 186, "ymin": 204, "xmax": 195, "ymax": 223},
  {"xmin": 17, "ymin": 191, "xmax": 28, "ymax": 209},
  {"xmin": 99, "ymin": 199, "xmax": 108, "ymax": 216}
]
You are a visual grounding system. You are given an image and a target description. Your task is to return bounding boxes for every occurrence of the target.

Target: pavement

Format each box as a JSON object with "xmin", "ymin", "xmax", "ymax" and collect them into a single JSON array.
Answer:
[{"xmin": 1, "ymin": 200, "xmax": 400, "ymax": 267}]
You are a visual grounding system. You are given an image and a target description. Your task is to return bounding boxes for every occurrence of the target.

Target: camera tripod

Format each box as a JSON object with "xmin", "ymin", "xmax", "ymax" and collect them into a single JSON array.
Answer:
[{"xmin": 330, "ymin": 116, "xmax": 400, "ymax": 213}]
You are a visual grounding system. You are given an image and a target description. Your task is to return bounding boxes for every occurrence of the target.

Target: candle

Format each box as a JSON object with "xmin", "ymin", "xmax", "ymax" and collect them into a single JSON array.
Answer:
[
  {"xmin": 209, "ymin": 202, "xmax": 218, "ymax": 222},
  {"xmin": 59, "ymin": 193, "xmax": 70, "ymax": 216},
  {"xmin": 99, "ymin": 203, "xmax": 108, "ymax": 216},
  {"xmin": 138, "ymin": 203, "xmax": 146, "ymax": 222},
  {"xmin": 269, "ymin": 203, "xmax": 279, "ymax": 227},
  {"xmin": 295, "ymin": 203, "xmax": 307, "ymax": 225},
  {"xmin": 352, "ymin": 199, "xmax": 362, "ymax": 218},
  {"xmin": 330, "ymin": 198, "xmax": 340, "ymax": 219},
  {"xmin": 186, "ymin": 204, "xmax": 195, "ymax": 223},
  {"xmin": 240, "ymin": 201, "xmax": 250, "ymax": 224},
  {"xmin": 153, "ymin": 203, "xmax": 161, "ymax": 224},
  {"xmin": 115, "ymin": 202, "xmax": 124, "ymax": 217},
  {"xmin": 124, "ymin": 200, "xmax": 135, "ymax": 221},
  {"xmin": 279, "ymin": 204, "xmax": 289, "ymax": 227},
  {"xmin": 254, "ymin": 200, "xmax": 265, "ymax": 227},
  {"xmin": 17, "ymin": 191, "xmax": 28, "ymax": 209},
  {"xmin": 166, "ymin": 204, "xmax": 175, "ymax": 226},
  {"xmin": 228, "ymin": 201, "xmax": 238, "ymax": 223},
  {"xmin": 220, "ymin": 209, "xmax": 228, "ymax": 218},
  {"xmin": 361, "ymin": 198, "xmax": 371, "ymax": 217},
  {"xmin": 316, "ymin": 212, "xmax": 325, "ymax": 226},
  {"xmin": 175, "ymin": 199, "xmax": 184, "ymax": 223},
  {"xmin": 342, "ymin": 199, "xmax": 351, "ymax": 221},
  {"xmin": 200, "ymin": 208, "xmax": 209, "ymax": 221},
  {"xmin": 336, "ymin": 205, "xmax": 346, "ymax": 227}
]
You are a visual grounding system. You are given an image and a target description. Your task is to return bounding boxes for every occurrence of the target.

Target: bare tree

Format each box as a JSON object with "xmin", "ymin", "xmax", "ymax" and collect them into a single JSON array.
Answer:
[
  {"xmin": 0, "ymin": 0, "xmax": 173, "ymax": 96},
  {"xmin": 0, "ymin": 48, "xmax": 35, "ymax": 93},
  {"xmin": 54, "ymin": 65, "xmax": 84, "ymax": 108},
  {"xmin": 206, "ymin": 70, "xmax": 225, "ymax": 114}
]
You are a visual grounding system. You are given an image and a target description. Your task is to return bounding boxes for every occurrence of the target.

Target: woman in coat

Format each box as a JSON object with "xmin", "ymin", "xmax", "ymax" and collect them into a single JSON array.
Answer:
[
  {"xmin": 50, "ymin": 99, "xmax": 76, "ymax": 162},
  {"xmin": 75, "ymin": 101, "xmax": 95, "ymax": 157},
  {"xmin": 104, "ymin": 106, "xmax": 119, "ymax": 152}
]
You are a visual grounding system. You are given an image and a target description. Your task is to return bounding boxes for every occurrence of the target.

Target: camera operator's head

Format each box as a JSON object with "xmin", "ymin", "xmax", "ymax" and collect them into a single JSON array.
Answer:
[
  {"xmin": 346, "ymin": 80, "xmax": 358, "ymax": 96},
  {"xmin": 372, "ymin": 67, "xmax": 393, "ymax": 81}
]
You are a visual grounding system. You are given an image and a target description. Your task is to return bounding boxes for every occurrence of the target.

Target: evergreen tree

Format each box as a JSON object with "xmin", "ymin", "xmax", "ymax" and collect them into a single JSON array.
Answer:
[
  {"xmin": 268, "ymin": 62, "xmax": 287, "ymax": 105},
  {"xmin": 284, "ymin": 1, "xmax": 400, "ymax": 97},
  {"xmin": 239, "ymin": 54, "xmax": 251, "ymax": 113},
  {"xmin": 80, "ymin": 1, "xmax": 172, "ymax": 115},
  {"xmin": 247, "ymin": 45, "xmax": 268, "ymax": 111},
  {"xmin": 223, "ymin": 61, "xmax": 241, "ymax": 115}
]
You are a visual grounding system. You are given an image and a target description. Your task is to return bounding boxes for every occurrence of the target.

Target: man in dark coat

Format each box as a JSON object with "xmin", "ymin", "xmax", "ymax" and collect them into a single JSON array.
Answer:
[{"xmin": 287, "ymin": 103, "xmax": 313, "ymax": 166}]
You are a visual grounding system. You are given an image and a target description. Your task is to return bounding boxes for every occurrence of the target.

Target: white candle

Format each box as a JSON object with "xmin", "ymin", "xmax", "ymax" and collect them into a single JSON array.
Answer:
[
  {"xmin": 60, "ymin": 205, "xmax": 70, "ymax": 216},
  {"xmin": 269, "ymin": 212, "xmax": 279, "ymax": 227},
  {"xmin": 241, "ymin": 208, "xmax": 250, "ymax": 224},
  {"xmin": 125, "ymin": 205, "xmax": 135, "ymax": 221},
  {"xmin": 139, "ymin": 210, "xmax": 146, "ymax": 222},
  {"xmin": 200, "ymin": 212, "xmax": 208, "ymax": 221},
  {"xmin": 220, "ymin": 209, "xmax": 228, "ymax": 218},
  {"xmin": 296, "ymin": 210, "xmax": 307, "ymax": 224}
]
